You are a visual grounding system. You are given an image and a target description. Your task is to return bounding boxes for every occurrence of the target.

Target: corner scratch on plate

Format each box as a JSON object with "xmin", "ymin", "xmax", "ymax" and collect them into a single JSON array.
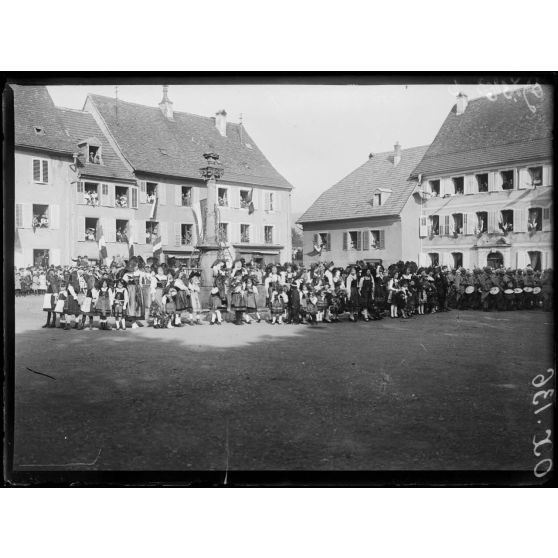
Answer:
[
  {"xmin": 224, "ymin": 420, "xmax": 229, "ymax": 485},
  {"xmin": 19, "ymin": 447, "xmax": 102, "ymax": 468}
]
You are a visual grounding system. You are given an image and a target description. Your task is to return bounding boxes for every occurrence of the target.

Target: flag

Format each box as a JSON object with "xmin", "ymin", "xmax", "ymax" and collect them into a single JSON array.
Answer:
[
  {"xmin": 192, "ymin": 201, "xmax": 204, "ymax": 239},
  {"xmin": 127, "ymin": 224, "xmax": 135, "ymax": 258},
  {"xmin": 153, "ymin": 234, "xmax": 162, "ymax": 259},
  {"xmin": 96, "ymin": 222, "xmax": 108, "ymax": 261},
  {"xmin": 306, "ymin": 243, "xmax": 323, "ymax": 257},
  {"xmin": 247, "ymin": 188, "xmax": 255, "ymax": 215},
  {"xmin": 150, "ymin": 195, "xmax": 159, "ymax": 220}
]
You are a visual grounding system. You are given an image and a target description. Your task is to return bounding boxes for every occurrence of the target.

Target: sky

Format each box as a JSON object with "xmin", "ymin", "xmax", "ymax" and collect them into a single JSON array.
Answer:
[{"xmin": 47, "ymin": 83, "xmax": 526, "ymax": 215}]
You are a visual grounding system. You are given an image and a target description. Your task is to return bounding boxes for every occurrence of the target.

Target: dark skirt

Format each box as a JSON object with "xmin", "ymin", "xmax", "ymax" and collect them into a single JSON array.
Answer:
[
  {"xmin": 175, "ymin": 290, "xmax": 190, "ymax": 311},
  {"xmin": 65, "ymin": 294, "xmax": 81, "ymax": 315},
  {"xmin": 231, "ymin": 292, "xmax": 246, "ymax": 311},
  {"xmin": 95, "ymin": 293, "xmax": 112, "ymax": 315},
  {"xmin": 113, "ymin": 301, "xmax": 126, "ymax": 318},
  {"xmin": 127, "ymin": 283, "xmax": 143, "ymax": 317},
  {"xmin": 245, "ymin": 292, "xmax": 258, "ymax": 310},
  {"xmin": 271, "ymin": 301, "xmax": 284, "ymax": 315},
  {"xmin": 349, "ymin": 287, "xmax": 360, "ymax": 311},
  {"xmin": 141, "ymin": 286, "xmax": 152, "ymax": 314},
  {"xmin": 211, "ymin": 294, "xmax": 223, "ymax": 310}
]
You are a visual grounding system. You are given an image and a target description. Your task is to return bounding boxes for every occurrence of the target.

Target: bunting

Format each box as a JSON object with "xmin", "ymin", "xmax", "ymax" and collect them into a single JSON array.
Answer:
[
  {"xmin": 150, "ymin": 195, "xmax": 159, "ymax": 220},
  {"xmin": 247, "ymin": 188, "xmax": 255, "ymax": 215},
  {"xmin": 153, "ymin": 234, "xmax": 162, "ymax": 259}
]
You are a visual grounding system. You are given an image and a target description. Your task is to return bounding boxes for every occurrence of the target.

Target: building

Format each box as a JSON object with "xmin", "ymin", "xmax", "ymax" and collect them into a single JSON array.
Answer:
[
  {"xmin": 411, "ymin": 88, "xmax": 553, "ymax": 270},
  {"xmin": 13, "ymin": 85, "xmax": 77, "ymax": 267},
  {"xmin": 84, "ymin": 87, "xmax": 293, "ymax": 267},
  {"xmin": 298, "ymin": 143, "xmax": 429, "ymax": 267}
]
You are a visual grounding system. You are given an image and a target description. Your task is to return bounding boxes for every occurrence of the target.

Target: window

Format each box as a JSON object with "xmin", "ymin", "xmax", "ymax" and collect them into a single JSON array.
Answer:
[
  {"xmin": 84, "ymin": 183, "xmax": 99, "ymax": 206},
  {"xmin": 32, "ymin": 158, "xmax": 49, "ymax": 183},
  {"xmin": 240, "ymin": 189, "xmax": 251, "ymax": 209},
  {"xmin": 181, "ymin": 224, "xmax": 193, "ymax": 246},
  {"xmin": 218, "ymin": 187, "xmax": 229, "ymax": 207},
  {"xmin": 476, "ymin": 211, "xmax": 488, "ymax": 234},
  {"xmin": 452, "ymin": 252, "xmax": 463, "ymax": 269},
  {"xmin": 85, "ymin": 218, "xmax": 98, "ymax": 241},
  {"xmin": 33, "ymin": 249, "xmax": 49, "ymax": 266},
  {"xmin": 528, "ymin": 251, "xmax": 542, "ymax": 271},
  {"xmin": 429, "ymin": 253, "xmax": 439, "ymax": 267},
  {"xmin": 452, "ymin": 177, "xmax": 464, "ymax": 195},
  {"xmin": 115, "ymin": 186, "xmax": 129, "ymax": 208},
  {"xmin": 370, "ymin": 230, "xmax": 380, "ymax": 248},
  {"xmin": 452, "ymin": 213, "xmax": 463, "ymax": 235},
  {"xmin": 88, "ymin": 145, "xmax": 102, "ymax": 164},
  {"xmin": 116, "ymin": 220, "xmax": 129, "ymax": 243},
  {"xmin": 429, "ymin": 215, "xmax": 440, "ymax": 236},
  {"xmin": 317, "ymin": 232, "xmax": 330, "ymax": 250},
  {"xmin": 501, "ymin": 170, "xmax": 514, "ymax": 190},
  {"xmin": 146, "ymin": 221, "xmax": 159, "ymax": 244},
  {"xmin": 528, "ymin": 208, "xmax": 542, "ymax": 232},
  {"xmin": 476, "ymin": 173, "xmax": 488, "ymax": 193},
  {"xmin": 146, "ymin": 182, "xmax": 158, "ymax": 204},
  {"xmin": 32, "ymin": 204, "xmax": 49, "ymax": 229},
  {"xmin": 218, "ymin": 222, "xmax": 228, "ymax": 243},
  {"xmin": 373, "ymin": 193, "xmax": 382, "ymax": 206},
  {"xmin": 181, "ymin": 186, "xmax": 192, "ymax": 206},
  {"xmin": 499, "ymin": 209, "xmax": 514, "ymax": 233},
  {"xmin": 528, "ymin": 167, "xmax": 543, "ymax": 187},
  {"xmin": 348, "ymin": 231, "xmax": 359, "ymax": 249},
  {"xmin": 264, "ymin": 225, "xmax": 274, "ymax": 245},
  {"xmin": 240, "ymin": 224, "xmax": 250, "ymax": 243},
  {"xmin": 429, "ymin": 180, "xmax": 440, "ymax": 197}
]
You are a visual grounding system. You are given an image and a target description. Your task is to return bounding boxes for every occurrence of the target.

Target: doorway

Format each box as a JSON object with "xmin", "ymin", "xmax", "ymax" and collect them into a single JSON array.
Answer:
[
  {"xmin": 487, "ymin": 251, "xmax": 504, "ymax": 269},
  {"xmin": 33, "ymin": 249, "xmax": 49, "ymax": 267}
]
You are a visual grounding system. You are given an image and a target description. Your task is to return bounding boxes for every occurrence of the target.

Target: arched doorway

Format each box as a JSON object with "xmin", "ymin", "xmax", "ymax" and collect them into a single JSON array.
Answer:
[
  {"xmin": 487, "ymin": 251, "xmax": 504, "ymax": 269},
  {"xmin": 528, "ymin": 251, "xmax": 542, "ymax": 271}
]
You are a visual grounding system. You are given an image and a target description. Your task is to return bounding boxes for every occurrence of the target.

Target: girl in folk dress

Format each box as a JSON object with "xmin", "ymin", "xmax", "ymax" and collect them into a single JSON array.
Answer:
[
  {"xmin": 95, "ymin": 278, "xmax": 114, "ymax": 330},
  {"xmin": 209, "ymin": 287, "xmax": 224, "ymax": 325},
  {"xmin": 243, "ymin": 276, "xmax": 261, "ymax": 323},
  {"xmin": 54, "ymin": 280, "xmax": 69, "ymax": 328},
  {"xmin": 387, "ymin": 271, "xmax": 400, "ymax": 318},
  {"xmin": 64, "ymin": 272, "xmax": 83, "ymax": 329},
  {"xmin": 231, "ymin": 280, "xmax": 247, "ymax": 325},
  {"xmin": 188, "ymin": 272, "xmax": 203, "ymax": 325},
  {"xmin": 173, "ymin": 271, "xmax": 191, "ymax": 326},
  {"xmin": 346, "ymin": 267, "xmax": 360, "ymax": 322},
  {"xmin": 305, "ymin": 287, "xmax": 318, "ymax": 325},
  {"xmin": 162, "ymin": 287, "xmax": 179, "ymax": 329},
  {"xmin": 124, "ymin": 262, "xmax": 144, "ymax": 328},
  {"xmin": 154, "ymin": 265, "xmax": 169, "ymax": 308},
  {"xmin": 42, "ymin": 272, "xmax": 60, "ymax": 328},
  {"xmin": 79, "ymin": 274, "xmax": 99, "ymax": 330},
  {"xmin": 112, "ymin": 278, "xmax": 129, "ymax": 331},
  {"xmin": 270, "ymin": 290, "xmax": 284, "ymax": 325},
  {"xmin": 32, "ymin": 273, "xmax": 40, "ymax": 295},
  {"xmin": 139, "ymin": 265, "xmax": 156, "ymax": 324},
  {"xmin": 39, "ymin": 271, "xmax": 47, "ymax": 295},
  {"xmin": 358, "ymin": 267, "xmax": 374, "ymax": 321}
]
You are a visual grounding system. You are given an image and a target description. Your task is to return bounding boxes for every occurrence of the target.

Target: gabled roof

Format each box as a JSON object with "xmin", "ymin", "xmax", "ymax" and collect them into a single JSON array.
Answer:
[
  {"xmin": 57, "ymin": 107, "xmax": 135, "ymax": 182},
  {"xmin": 87, "ymin": 94, "xmax": 293, "ymax": 189},
  {"xmin": 11, "ymin": 85, "xmax": 76, "ymax": 155},
  {"xmin": 411, "ymin": 87, "xmax": 553, "ymax": 178},
  {"xmin": 298, "ymin": 145, "xmax": 429, "ymax": 224}
]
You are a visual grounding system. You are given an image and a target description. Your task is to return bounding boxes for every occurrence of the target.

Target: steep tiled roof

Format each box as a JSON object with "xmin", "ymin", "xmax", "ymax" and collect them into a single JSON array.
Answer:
[
  {"xmin": 87, "ymin": 94, "xmax": 293, "ymax": 189},
  {"xmin": 57, "ymin": 107, "xmax": 135, "ymax": 182},
  {"xmin": 11, "ymin": 84, "xmax": 76, "ymax": 155},
  {"xmin": 298, "ymin": 145, "xmax": 429, "ymax": 224},
  {"xmin": 412, "ymin": 87, "xmax": 553, "ymax": 177}
]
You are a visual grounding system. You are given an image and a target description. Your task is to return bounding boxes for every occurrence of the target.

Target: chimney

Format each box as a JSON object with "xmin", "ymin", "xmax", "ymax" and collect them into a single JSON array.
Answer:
[
  {"xmin": 215, "ymin": 109, "xmax": 227, "ymax": 137},
  {"xmin": 456, "ymin": 92, "xmax": 468, "ymax": 115},
  {"xmin": 393, "ymin": 141, "xmax": 402, "ymax": 167},
  {"xmin": 159, "ymin": 85, "xmax": 174, "ymax": 120}
]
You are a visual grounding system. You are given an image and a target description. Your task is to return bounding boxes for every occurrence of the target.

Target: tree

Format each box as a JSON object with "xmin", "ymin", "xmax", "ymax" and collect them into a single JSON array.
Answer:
[{"xmin": 291, "ymin": 224, "xmax": 303, "ymax": 248}]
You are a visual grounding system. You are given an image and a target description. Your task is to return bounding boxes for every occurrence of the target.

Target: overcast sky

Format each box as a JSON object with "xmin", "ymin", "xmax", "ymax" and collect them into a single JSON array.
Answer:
[{"xmin": 48, "ymin": 83, "xmax": 525, "ymax": 214}]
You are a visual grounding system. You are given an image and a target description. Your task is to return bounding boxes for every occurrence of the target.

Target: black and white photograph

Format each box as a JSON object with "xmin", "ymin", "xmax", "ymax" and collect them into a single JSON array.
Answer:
[{"xmin": 3, "ymin": 76, "xmax": 554, "ymax": 487}]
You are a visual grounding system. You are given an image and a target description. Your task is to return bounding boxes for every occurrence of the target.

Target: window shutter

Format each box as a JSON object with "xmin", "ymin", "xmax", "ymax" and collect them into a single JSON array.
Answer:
[
  {"xmin": 22, "ymin": 203, "xmax": 32, "ymax": 228},
  {"xmin": 109, "ymin": 218, "xmax": 117, "ymax": 243},
  {"xmin": 99, "ymin": 184, "xmax": 108, "ymax": 206},
  {"xmin": 139, "ymin": 181, "xmax": 147, "ymax": 203},
  {"xmin": 313, "ymin": 233, "xmax": 319, "ymax": 246},
  {"xmin": 158, "ymin": 183, "xmax": 166, "ymax": 205},
  {"xmin": 487, "ymin": 210, "xmax": 497, "ymax": 233},
  {"xmin": 542, "ymin": 165, "xmax": 552, "ymax": 187},
  {"xmin": 33, "ymin": 159, "xmax": 41, "ymax": 182},
  {"xmin": 160, "ymin": 222, "xmax": 168, "ymax": 245},
  {"xmin": 468, "ymin": 212, "xmax": 476, "ymax": 235},
  {"xmin": 518, "ymin": 168, "xmax": 530, "ymax": 189},
  {"xmin": 16, "ymin": 204, "xmax": 23, "ymax": 228},
  {"xmin": 42, "ymin": 160, "xmax": 49, "ymax": 183},
  {"xmin": 108, "ymin": 184, "xmax": 115, "ymax": 207},
  {"xmin": 76, "ymin": 181, "xmax": 85, "ymax": 204},
  {"xmin": 362, "ymin": 229, "xmax": 370, "ymax": 250},
  {"xmin": 513, "ymin": 208, "xmax": 525, "ymax": 232},
  {"xmin": 343, "ymin": 232, "xmax": 348, "ymax": 251},
  {"xmin": 465, "ymin": 175, "xmax": 476, "ymax": 195},
  {"xmin": 131, "ymin": 187, "xmax": 138, "ymax": 209},
  {"xmin": 356, "ymin": 231, "xmax": 362, "ymax": 251},
  {"xmin": 174, "ymin": 223, "xmax": 181, "ymax": 246},
  {"xmin": 488, "ymin": 172, "xmax": 497, "ymax": 192},
  {"xmin": 462, "ymin": 213, "xmax": 468, "ymax": 235},
  {"xmin": 494, "ymin": 172, "xmax": 503, "ymax": 191},
  {"xmin": 441, "ymin": 178, "xmax": 453, "ymax": 196},
  {"xmin": 542, "ymin": 207, "xmax": 552, "ymax": 232},
  {"xmin": 50, "ymin": 248, "xmax": 61, "ymax": 266},
  {"xmin": 419, "ymin": 216, "xmax": 427, "ymax": 237},
  {"xmin": 78, "ymin": 217, "xmax": 86, "ymax": 241},
  {"xmin": 378, "ymin": 230, "xmax": 385, "ymax": 249},
  {"xmin": 50, "ymin": 205, "xmax": 60, "ymax": 229},
  {"xmin": 326, "ymin": 233, "xmax": 331, "ymax": 251},
  {"xmin": 137, "ymin": 220, "xmax": 146, "ymax": 244},
  {"xmin": 443, "ymin": 215, "xmax": 450, "ymax": 235},
  {"xmin": 175, "ymin": 186, "xmax": 182, "ymax": 206}
]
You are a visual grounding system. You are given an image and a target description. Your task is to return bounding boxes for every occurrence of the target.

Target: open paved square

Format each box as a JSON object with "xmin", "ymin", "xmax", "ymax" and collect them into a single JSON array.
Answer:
[{"xmin": 12, "ymin": 297, "xmax": 554, "ymax": 472}]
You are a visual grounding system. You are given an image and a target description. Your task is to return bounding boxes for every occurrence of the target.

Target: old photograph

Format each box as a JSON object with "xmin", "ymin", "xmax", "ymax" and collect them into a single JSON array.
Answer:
[{"xmin": 4, "ymin": 78, "xmax": 555, "ymax": 484}]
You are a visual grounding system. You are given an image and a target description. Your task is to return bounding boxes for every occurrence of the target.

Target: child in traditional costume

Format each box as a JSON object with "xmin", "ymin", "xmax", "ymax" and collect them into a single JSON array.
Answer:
[
  {"xmin": 209, "ymin": 287, "xmax": 223, "ymax": 325},
  {"xmin": 79, "ymin": 274, "xmax": 99, "ymax": 330},
  {"xmin": 112, "ymin": 278, "xmax": 129, "ymax": 331},
  {"xmin": 162, "ymin": 286, "xmax": 179, "ymax": 328},
  {"xmin": 188, "ymin": 272, "xmax": 203, "ymax": 325},
  {"xmin": 270, "ymin": 289, "xmax": 284, "ymax": 324},
  {"xmin": 231, "ymin": 279, "xmax": 246, "ymax": 325},
  {"xmin": 244, "ymin": 276, "xmax": 260, "ymax": 323},
  {"xmin": 95, "ymin": 277, "xmax": 114, "ymax": 330}
]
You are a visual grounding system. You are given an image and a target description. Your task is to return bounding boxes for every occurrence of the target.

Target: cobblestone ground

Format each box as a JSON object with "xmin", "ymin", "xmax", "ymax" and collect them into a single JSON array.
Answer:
[{"xmin": 10, "ymin": 296, "xmax": 554, "ymax": 473}]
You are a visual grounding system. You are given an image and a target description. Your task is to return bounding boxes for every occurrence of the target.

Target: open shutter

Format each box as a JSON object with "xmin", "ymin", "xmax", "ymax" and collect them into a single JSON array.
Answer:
[
  {"xmin": 468, "ymin": 212, "xmax": 476, "ymax": 235},
  {"xmin": 139, "ymin": 181, "xmax": 147, "ymax": 203},
  {"xmin": 158, "ymin": 183, "xmax": 166, "ymax": 205},
  {"xmin": 99, "ymin": 184, "xmax": 108, "ymax": 206},
  {"xmin": 77, "ymin": 181, "xmax": 85, "ymax": 204},
  {"xmin": 444, "ymin": 215, "xmax": 450, "ymax": 236},
  {"xmin": 160, "ymin": 222, "xmax": 168, "ymax": 246},
  {"xmin": 50, "ymin": 248, "xmax": 61, "ymax": 266},
  {"xmin": 542, "ymin": 207, "xmax": 552, "ymax": 232},
  {"xmin": 130, "ymin": 187, "xmax": 138, "ymax": 209},
  {"xmin": 33, "ymin": 159, "xmax": 41, "ymax": 182},
  {"xmin": 518, "ymin": 168, "xmax": 530, "ymax": 189},
  {"xmin": 15, "ymin": 204, "xmax": 23, "ymax": 228},
  {"xmin": 175, "ymin": 186, "xmax": 182, "ymax": 206},
  {"xmin": 488, "ymin": 172, "xmax": 497, "ymax": 192},
  {"xmin": 313, "ymin": 233, "xmax": 319, "ymax": 247},
  {"xmin": 108, "ymin": 184, "xmax": 115, "ymax": 207},
  {"xmin": 419, "ymin": 216, "xmax": 427, "ymax": 237},
  {"xmin": 136, "ymin": 220, "xmax": 146, "ymax": 244},
  {"xmin": 362, "ymin": 229, "xmax": 370, "ymax": 250},
  {"xmin": 78, "ymin": 217, "xmax": 86, "ymax": 241},
  {"xmin": 542, "ymin": 165, "xmax": 552, "ymax": 187},
  {"xmin": 462, "ymin": 213, "xmax": 469, "ymax": 235},
  {"xmin": 342, "ymin": 232, "xmax": 348, "ymax": 251},
  {"xmin": 465, "ymin": 175, "xmax": 476, "ymax": 195},
  {"xmin": 378, "ymin": 230, "xmax": 385, "ymax": 250},
  {"xmin": 49, "ymin": 205, "xmax": 60, "ymax": 229},
  {"xmin": 22, "ymin": 203, "xmax": 32, "ymax": 229},
  {"xmin": 514, "ymin": 208, "xmax": 526, "ymax": 232},
  {"xmin": 494, "ymin": 171, "xmax": 503, "ymax": 191},
  {"xmin": 487, "ymin": 210, "xmax": 497, "ymax": 233},
  {"xmin": 109, "ymin": 218, "xmax": 117, "ymax": 243},
  {"xmin": 356, "ymin": 231, "xmax": 362, "ymax": 251},
  {"xmin": 326, "ymin": 233, "xmax": 331, "ymax": 251},
  {"xmin": 42, "ymin": 160, "xmax": 49, "ymax": 183},
  {"xmin": 441, "ymin": 177, "xmax": 453, "ymax": 196},
  {"xmin": 174, "ymin": 223, "xmax": 181, "ymax": 247}
]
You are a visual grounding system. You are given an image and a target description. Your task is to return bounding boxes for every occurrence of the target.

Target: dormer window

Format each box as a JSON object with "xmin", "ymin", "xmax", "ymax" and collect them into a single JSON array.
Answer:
[
  {"xmin": 89, "ymin": 145, "xmax": 102, "ymax": 164},
  {"xmin": 78, "ymin": 138, "xmax": 103, "ymax": 165},
  {"xmin": 373, "ymin": 188, "xmax": 392, "ymax": 206},
  {"xmin": 34, "ymin": 126, "xmax": 45, "ymax": 135},
  {"xmin": 373, "ymin": 193, "xmax": 382, "ymax": 206},
  {"xmin": 452, "ymin": 176, "xmax": 464, "ymax": 195},
  {"xmin": 528, "ymin": 166, "xmax": 543, "ymax": 187},
  {"xmin": 429, "ymin": 180, "xmax": 440, "ymax": 196}
]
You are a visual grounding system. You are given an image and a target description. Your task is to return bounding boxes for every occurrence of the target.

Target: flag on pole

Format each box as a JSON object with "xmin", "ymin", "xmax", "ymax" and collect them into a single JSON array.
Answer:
[
  {"xmin": 247, "ymin": 188, "xmax": 255, "ymax": 215},
  {"xmin": 192, "ymin": 201, "xmax": 204, "ymax": 239},
  {"xmin": 150, "ymin": 195, "xmax": 159, "ymax": 220},
  {"xmin": 96, "ymin": 221, "xmax": 108, "ymax": 261},
  {"xmin": 153, "ymin": 233, "xmax": 162, "ymax": 259}
]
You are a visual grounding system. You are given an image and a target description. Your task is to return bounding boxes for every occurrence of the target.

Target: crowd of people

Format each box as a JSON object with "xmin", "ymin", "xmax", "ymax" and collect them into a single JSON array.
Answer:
[{"xmin": 15, "ymin": 256, "xmax": 554, "ymax": 331}]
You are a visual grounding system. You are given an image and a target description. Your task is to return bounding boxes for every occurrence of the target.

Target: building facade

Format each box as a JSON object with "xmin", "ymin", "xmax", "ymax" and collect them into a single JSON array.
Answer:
[
  {"xmin": 298, "ymin": 144, "xmax": 429, "ymax": 267},
  {"xmin": 412, "ymin": 88, "xmax": 553, "ymax": 271}
]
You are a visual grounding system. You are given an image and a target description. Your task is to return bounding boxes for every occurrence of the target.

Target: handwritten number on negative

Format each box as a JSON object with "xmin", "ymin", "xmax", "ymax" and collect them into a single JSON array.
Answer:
[
  {"xmin": 532, "ymin": 430, "xmax": 552, "ymax": 458},
  {"xmin": 532, "ymin": 368, "xmax": 554, "ymax": 389}
]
